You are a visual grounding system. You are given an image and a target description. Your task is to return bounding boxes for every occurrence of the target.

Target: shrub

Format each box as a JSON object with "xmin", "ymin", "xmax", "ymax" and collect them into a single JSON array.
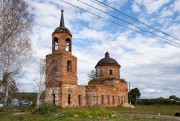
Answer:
[{"xmin": 32, "ymin": 103, "xmax": 56, "ymax": 115}]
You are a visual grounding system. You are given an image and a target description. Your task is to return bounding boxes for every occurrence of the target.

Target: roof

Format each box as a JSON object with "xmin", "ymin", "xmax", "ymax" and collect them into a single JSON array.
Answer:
[
  {"xmin": 95, "ymin": 52, "xmax": 121, "ymax": 67},
  {"xmin": 53, "ymin": 10, "xmax": 71, "ymax": 35}
]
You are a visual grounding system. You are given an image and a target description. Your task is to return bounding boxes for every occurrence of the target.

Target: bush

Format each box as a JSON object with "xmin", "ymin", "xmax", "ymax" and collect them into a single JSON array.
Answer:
[{"xmin": 32, "ymin": 103, "xmax": 56, "ymax": 115}]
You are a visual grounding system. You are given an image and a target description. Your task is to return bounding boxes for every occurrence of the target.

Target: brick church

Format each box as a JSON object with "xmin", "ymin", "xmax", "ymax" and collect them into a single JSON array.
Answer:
[{"xmin": 44, "ymin": 10, "xmax": 128, "ymax": 108}]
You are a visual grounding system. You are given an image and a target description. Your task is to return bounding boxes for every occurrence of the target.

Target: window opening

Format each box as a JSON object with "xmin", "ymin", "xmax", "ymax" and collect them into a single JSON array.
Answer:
[
  {"xmin": 109, "ymin": 70, "xmax": 113, "ymax": 75},
  {"xmin": 52, "ymin": 60, "xmax": 57, "ymax": 70},
  {"xmin": 67, "ymin": 60, "xmax": 72, "ymax": 72},
  {"xmin": 68, "ymin": 94, "xmax": 71, "ymax": 104},
  {"xmin": 118, "ymin": 96, "xmax": 120, "ymax": 104},
  {"xmin": 66, "ymin": 38, "xmax": 71, "ymax": 52},
  {"xmin": 107, "ymin": 95, "xmax": 110, "ymax": 105},
  {"xmin": 112, "ymin": 96, "xmax": 115, "ymax": 104},
  {"xmin": 54, "ymin": 37, "xmax": 58, "ymax": 50},
  {"xmin": 121, "ymin": 96, "xmax": 123, "ymax": 104},
  {"xmin": 52, "ymin": 94, "xmax": 55, "ymax": 105},
  {"xmin": 101, "ymin": 95, "xmax": 104, "ymax": 105},
  {"xmin": 78, "ymin": 95, "xmax": 82, "ymax": 105},
  {"xmin": 100, "ymin": 70, "xmax": 103, "ymax": 76}
]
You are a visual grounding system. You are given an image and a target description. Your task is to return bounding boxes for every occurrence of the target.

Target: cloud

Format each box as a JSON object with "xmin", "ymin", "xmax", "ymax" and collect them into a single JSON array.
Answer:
[
  {"xmin": 133, "ymin": 0, "xmax": 170, "ymax": 14},
  {"xmin": 131, "ymin": 3, "xmax": 141, "ymax": 13},
  {"xmin": 173, "ymin": 0, "xmax": 180, "ymax": 13}
]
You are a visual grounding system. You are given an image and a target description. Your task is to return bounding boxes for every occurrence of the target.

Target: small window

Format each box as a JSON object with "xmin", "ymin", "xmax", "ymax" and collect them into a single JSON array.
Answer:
[
  {"xmin": 118, "ymin": 96, "xmax": 120, "ymax": 104},
  {"xmin": 52, "ymin": 60, "xmax": 57, "ymax": 70},
  {"xmin": 107, "ymin": 95, "xmax": 110, "ymax": 105},
  {"xmin": 78, "ymin": 95, "xmax": 82, "ymax": 105},
  {"xmin": 66, "ymin": 38, "xmax": 71, "ymax": 52},
  {"xmin": 54, "ymin": 37, "xmax": 58, "ymax": 50},
  {"xmin": 52, "ymin": 94, "xmax": 55, "ymax": 105},
  {"xmin": 121, "ymin": 96, "xmax": 123, "ymax": 104},
  {"xmin": 68, "ymin": 94, "xmax": 71, "ymax": 104},
  {"xmin": 109, "ymin": 70, "xmax": 113, "ymax": 75},
  {"xmin": 101, "ymin": 95, "xmax": 104, "ymax": 105},
  {"xmin": 67, "ymin": 60, "xmax": 72, "ymax": 72},
  {"xmin": 100, "ymin": 70, "xmax": 103, "ymax": 76},
  {"xmin": 112, "ymin": 96, "xmax": 115, "ymax": 104}
]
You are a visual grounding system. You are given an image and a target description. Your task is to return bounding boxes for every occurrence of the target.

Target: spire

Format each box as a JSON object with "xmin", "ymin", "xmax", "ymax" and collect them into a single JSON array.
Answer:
[{"xmin": 60, "ymin": 10, "xmax": 65, "ymax": 28}]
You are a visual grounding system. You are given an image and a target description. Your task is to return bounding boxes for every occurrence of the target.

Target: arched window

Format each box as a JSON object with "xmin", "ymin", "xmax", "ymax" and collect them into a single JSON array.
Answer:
[
  {"xmin": 67, "ymin": 60, "xmax": 72, "ymax": 72},
  {"xmin": 101, "ymin": 95, "xmax": 104, "ymax": 105},
  {"xmin": 107, "ymin": 95, "xmax": 110, "ymax": 105},
  {"xmin": 52, "ymin": 60, "xmax": 57, "ymax": 70},
  {"xmin": 54, "ymin": 37, "xmax": 58, "ymax": 50},
  {"xmin": 52, "ymin": 94, "xmax": 55, "ymax": 105},
  {"xmin": 100, "ymin": 70, "xmax": 103, "ymax": 76},
  {"xmin": 78, "ymin": 95, "xmax": 82, "ymax": 105},
  {"xmin": 112, "ymin": 96, "xmax": 115, "ymax": 104},
  {"xmin": 66, "ymin": 38, "xmax": 71, "ymax": 52},
  {"xmin": 109, "ymin": 70, "xmax": 113, "ymax": 75},
  {"xmin": 68, "ymin": 94, "xmax": 71, "ymax": 105},
  {"xmin": 118, "ymin": 96, "xmax": 120, "ymax": 104},
  {"xmin": 121, "ymin": 96, "xmax": 123, "ymax": 104}
]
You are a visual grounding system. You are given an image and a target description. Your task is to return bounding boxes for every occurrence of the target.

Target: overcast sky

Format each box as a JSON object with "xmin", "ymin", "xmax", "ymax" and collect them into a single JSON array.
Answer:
[{"xmin": 20, "ymin": 0, "xmax": 180, "ymax": 99}]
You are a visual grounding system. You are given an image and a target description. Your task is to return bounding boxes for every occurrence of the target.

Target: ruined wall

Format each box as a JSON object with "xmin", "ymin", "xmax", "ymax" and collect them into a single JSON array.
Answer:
[
  {"xmin": 60, "ymin": 84, "xmax": 86, "ymax": 108},
  {"xmin": 44, "ymin": 87, "xmax": 61, "ymax": 106},
  {"xmin": 96, "ymin": 85, "xmax": 118, "ymax": 107},
  {"xmin": 85, "ymin": 86, "xmax": 98, "ymax": 106},
  {"xmin": 115, "ymin": 81, "xmax": 129, "ymax": 104}
]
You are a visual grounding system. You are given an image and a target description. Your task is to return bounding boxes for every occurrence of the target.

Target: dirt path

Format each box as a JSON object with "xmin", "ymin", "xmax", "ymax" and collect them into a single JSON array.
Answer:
[{"xmin": 118, "ymin": 113, "xmax": 180, "ymax": 121}]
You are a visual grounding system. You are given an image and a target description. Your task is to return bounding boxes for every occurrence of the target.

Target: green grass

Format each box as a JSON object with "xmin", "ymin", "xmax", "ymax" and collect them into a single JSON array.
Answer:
[
  {"xmin": 107, "ymin": 105, "xmax": 180, "ymax": 116},
  {"xmin": 0, "ymin": 105, "xmax": 179, "ymax": 121}
]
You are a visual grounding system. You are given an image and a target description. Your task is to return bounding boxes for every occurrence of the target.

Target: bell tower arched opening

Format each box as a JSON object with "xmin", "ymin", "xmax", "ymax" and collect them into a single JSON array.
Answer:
[
  {"xmin": 52, "ymin": 37, "xmax": 59, "ymax": 52},
  {"xmin": 66, "ymin": 38, "xmax": 71, "ymax": 52}
]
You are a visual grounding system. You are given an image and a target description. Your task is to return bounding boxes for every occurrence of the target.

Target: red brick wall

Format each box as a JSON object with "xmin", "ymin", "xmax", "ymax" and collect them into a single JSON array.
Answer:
[
  {"xmin": 60, "ymin": 84, "xmax": 86, "ymax": 108},
  {"xmin": 96, "ymin": 66, "xmax": 120, "ymax": 80},
  {"xmin": 46, "ymin": 51, "xmax": 77, "ymax": 86}
]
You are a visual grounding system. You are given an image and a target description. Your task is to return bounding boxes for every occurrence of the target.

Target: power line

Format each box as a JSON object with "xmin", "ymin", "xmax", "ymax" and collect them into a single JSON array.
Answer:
[
  {"xmin": 92, "ymin": 0, "xmax": 180, "ymax": 42},
  {"xmin": 60, "ymin": 0, "xmax": 180, "ymax": 48},
  {"xmin": 76, "ymin": 0, "xmax": 180, "ymax": 46},
  {"xmin": 77, "ymin": 0, "xmax": 143, "ymax": 32}
]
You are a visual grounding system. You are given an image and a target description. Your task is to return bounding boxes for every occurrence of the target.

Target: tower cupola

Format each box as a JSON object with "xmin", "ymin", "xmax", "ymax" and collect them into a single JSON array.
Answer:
[
  {"xmin": 53, "ymin": 10, "xmax": 71, "ymax": 35},
  {"xmin": 52, "ymin": 10, "xmax": 72, "ymax": 53}
]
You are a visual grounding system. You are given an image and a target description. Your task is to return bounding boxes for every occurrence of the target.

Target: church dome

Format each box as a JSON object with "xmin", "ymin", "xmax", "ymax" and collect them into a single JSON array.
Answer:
[
  {"xmin": 53, "ymin": 26, "xmax": 71, "ymax": 35},
  {"xmin": 53, "ymin": 10, "xmax": 71, "ymax": 35},
  {"xmin": 95, "ymin": 52, "xmax": 121, "ymax": 67}
]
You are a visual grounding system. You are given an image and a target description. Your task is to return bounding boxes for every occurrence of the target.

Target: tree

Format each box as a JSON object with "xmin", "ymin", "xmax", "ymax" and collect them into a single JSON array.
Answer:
[
  {"xmin": 0, "ymin": 0, "xmax": 32, "ymax": 105},
  {"xmin": 34, "ymin": 59, "xmax": 57, "ymax": 107},
  {"xmin": 129, "ymin": 88, "xmax": 141, "ymax": 105},
  {"xmin": 88, "ymin": 69, "xmax": 96, "ymax": 81},
  {"xmin": 169, "ymin": 95, "xmax": 178, "ymax": 100},
  {"xmin": 0, "ymin": 0, "xmax": 32, "ymax": 47}
]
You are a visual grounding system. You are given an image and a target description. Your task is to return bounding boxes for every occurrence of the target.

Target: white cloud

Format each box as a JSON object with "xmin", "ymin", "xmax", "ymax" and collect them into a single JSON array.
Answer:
[
  {"xmin": 133, "ymin": 0, "xmax": 170, "ymax": 14},
  {"xmin": 131, "ymin": 3, "xmax": 141, "ymax": 13},
  {"xmin": 174, "ymin": 0, "xmax": 180, "ymax": 13}
]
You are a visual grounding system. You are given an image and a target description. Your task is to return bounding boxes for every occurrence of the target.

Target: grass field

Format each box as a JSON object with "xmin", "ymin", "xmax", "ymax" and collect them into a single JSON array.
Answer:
[{"xmin": 0, "ymin": 105, "xmax": 179, "ymax": 121}]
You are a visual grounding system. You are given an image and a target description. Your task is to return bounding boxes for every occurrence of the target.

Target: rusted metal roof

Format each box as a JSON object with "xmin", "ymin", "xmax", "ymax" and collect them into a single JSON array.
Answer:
[
  {"xmin": 53, "ymin": 10, "xmax": 71, "ymax": 35},
  {"xmin": 95, "ymin": 52, "xmax": 121, "ymax": 67}
]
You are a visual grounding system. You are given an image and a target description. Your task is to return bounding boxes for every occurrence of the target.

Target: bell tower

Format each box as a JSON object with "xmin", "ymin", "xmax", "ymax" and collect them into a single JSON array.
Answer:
[
  {"xmin": 52, "ymin": 10, "xmax": 72, "ymax": 54},
  {"xmin": 46, "ymin": 10, "xmax": 78, "ymax": 87}
]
